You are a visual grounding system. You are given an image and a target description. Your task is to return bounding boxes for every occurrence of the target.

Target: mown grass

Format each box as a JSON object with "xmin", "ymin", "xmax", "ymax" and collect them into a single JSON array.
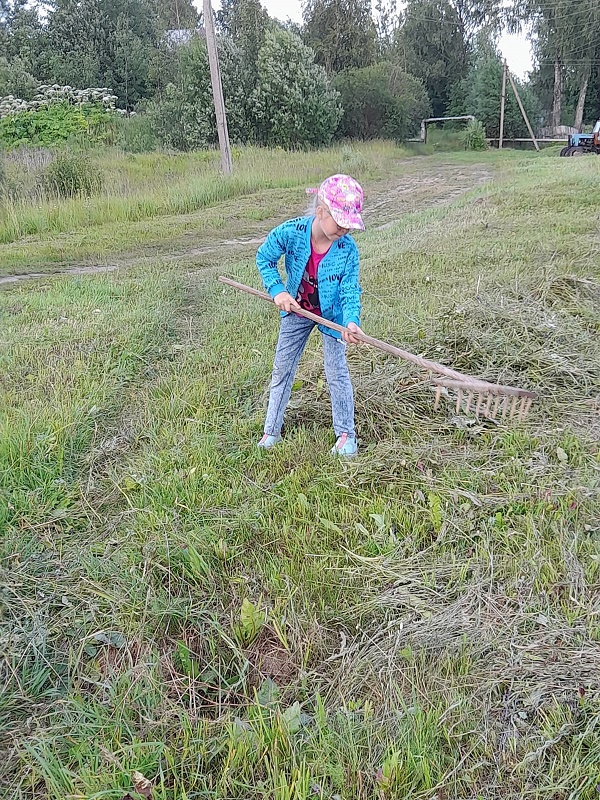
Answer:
[{"xmin": 1, "ymin": 147, "xmax": 599, "ymax": 800}]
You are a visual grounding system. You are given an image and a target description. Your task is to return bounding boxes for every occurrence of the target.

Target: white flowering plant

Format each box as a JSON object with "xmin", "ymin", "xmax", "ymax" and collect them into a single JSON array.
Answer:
[
  {"xmin": 0, "ymin": 85, "xmax": 121, "ymax": 148},
  {"xmin": 0, "ymin": 85, "xmax": 119, "ymax": 119}
]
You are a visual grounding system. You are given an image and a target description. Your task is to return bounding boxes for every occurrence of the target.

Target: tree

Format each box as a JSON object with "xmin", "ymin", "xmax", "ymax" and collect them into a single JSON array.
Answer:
[
  {"xmin": 0, "ymin": 0, "xmax": 44, "ymax": 76},
  {"xmin": 302, "ymin": 0, "xmax": 377, "ymax": 73},
  {"xmin": 1, "ymin": 0, "xmax": 205, "ymax": 110},
  {"xmin": 374, "ymin": 0, "xmax": 400, "ymax": 56},
  {"xmin": 216, "ymin": 0, "xmax": 270, "ymax": 127},
  {"xmin": 451, "ymin": 0, "xmax": 501, "ymax": 47},
  {"xmin": 0, "ymin": 56, "xmax": 38, "ymax": 99},
  {"xmin": 510, "ymin": 0, "xmax": 600, "ymax": 129},
  {"xmin": 217, "ymin": 0, "xmax": 270, "ymax": 74},
  {"xmin": 147, "ymin": 37, "xmax": 251, "ymax": 150},
  {"xmin": 581, "ymin": 66, "xmax": 600, "ymax": 126},
  {"xmin": 43, "ymin": 0, "xmax": 159, "ymax": 106},
  {"xmin": 334, "ymin": 61, "xmax": 430, "ymax": 140},
  {"xmin": 110, "ymin": 14, "xmax": 151, "ymax": 109},
  {"xmin": 450, "ymin": 50, "xmax": 540, "ymax": 138},
  {"xmin": 44, "ymin": 0, "xmax": 107, "ymax": 88},
  {"xmin": 217, "ymin": 0, "xmax": 268, "ymax": 38},
  {"xmin": 531, "ymin": 52, "xmax": 600, "ymax": 131},
  {"xmin": 393, "ymin": 0, "xmax": 469, "ymax": 117},
  {"xmin": 252, "ymin": 28, "xmax": 342, "ymax": 147},
  {"xmin": 149, "ymin": 0, "xmax": 198, "ymax": 30},
  {"xmin": 529, "ymin": 5, "xmax": 570, "ymax": 128}
]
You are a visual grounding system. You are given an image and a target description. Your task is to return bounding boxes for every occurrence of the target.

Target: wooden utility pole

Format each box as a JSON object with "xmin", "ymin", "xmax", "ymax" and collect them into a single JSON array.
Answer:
[
  {"xmin": 203, "ymin": 0, "xmax": 232, "ymax": 174},
  {"xmin": 499, "ymin": 60, "xmax": 507, "ymax": 149},
  {"xmin": 507, "ymin": 70, "xmax": 540, "ymax": 151}
]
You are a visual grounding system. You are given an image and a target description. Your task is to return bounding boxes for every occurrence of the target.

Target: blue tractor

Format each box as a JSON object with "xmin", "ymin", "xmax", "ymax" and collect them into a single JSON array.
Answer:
[{"xmin": 560, "ymin": 120, "xmax": 600, "ymax": 156}]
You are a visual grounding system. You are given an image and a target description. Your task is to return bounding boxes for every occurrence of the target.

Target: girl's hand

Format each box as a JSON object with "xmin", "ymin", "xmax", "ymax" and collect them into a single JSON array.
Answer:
[
  {"xmin": 343, "ymin": 322, "xmax": 363, "ymax": 344},
  {"xmin": 274, "ymin": 291, "xmax": 300, "ymax": 312}
]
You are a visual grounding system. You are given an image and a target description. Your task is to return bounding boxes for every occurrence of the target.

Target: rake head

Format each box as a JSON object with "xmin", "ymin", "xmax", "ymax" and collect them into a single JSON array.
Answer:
[{"xmin": 432, "ymin": 378, "xmax": 536, "ymax": 421}]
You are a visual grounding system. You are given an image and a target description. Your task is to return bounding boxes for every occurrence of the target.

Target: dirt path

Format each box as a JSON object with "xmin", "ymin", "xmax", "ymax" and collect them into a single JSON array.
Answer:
[
  {"xmin": 0, "ymin": 238, "xmax": 266, "ymax": 286},
  {"xmin": 0, "ymin": 161, "xmax": 493, "ymax": 287}
]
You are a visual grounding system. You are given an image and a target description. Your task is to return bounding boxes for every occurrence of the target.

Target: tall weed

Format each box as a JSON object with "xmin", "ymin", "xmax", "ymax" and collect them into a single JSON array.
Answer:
[
  {"xmin": 463, "ymin": 120, "xmax": 488, "ymax": 151},
  {"xmin": 40, "ymin": 151, "xmax": 103, "ymax": 198},
  {"xmin": 0, "ymin": 141, "xmax": 399, "ymax": 243}
]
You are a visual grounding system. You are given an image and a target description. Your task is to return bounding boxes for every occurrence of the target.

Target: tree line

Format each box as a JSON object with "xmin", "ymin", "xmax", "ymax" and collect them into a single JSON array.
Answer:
[{"xmin": 1, "ymin": 0, "xmax": 599, "ymax": 150}]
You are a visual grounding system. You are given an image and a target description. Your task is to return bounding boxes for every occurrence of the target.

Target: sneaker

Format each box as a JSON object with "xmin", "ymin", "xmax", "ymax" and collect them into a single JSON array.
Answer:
[
  {"xmin": 331, "ymin": 433, "xmax": 358, "ymax": 457},
  {"xmin": 257, "ymin": 433, "xmax": 281, "ymax": 450}
]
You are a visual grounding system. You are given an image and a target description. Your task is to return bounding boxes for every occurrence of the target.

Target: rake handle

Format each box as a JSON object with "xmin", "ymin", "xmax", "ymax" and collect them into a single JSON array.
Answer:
[
  {"xmin": 219, "ymin": 276, "xmax": 466, "ymax": 375},
  {"xmin": 218, "ymin": 276, "xmax": 536, "ymax": 399}
]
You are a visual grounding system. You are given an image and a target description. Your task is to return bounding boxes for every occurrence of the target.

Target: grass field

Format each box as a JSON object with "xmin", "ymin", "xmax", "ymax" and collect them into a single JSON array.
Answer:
[
  {"xmin": 0, "ymin": 143, "xmax": 397, "ymax": 273},
  {"xmin": 1, "ymin": 142, "xmax": 599, "ymax": 800}
]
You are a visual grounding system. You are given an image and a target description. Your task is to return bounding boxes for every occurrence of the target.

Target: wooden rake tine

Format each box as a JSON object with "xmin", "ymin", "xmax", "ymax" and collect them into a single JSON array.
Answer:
[
  {"xmin": 431, "ymin": 379, "xmax": 536, "ymax": 420},
  {"xmin": 218, "ymin": 277, "xmax": 538, "ymax": 419}
]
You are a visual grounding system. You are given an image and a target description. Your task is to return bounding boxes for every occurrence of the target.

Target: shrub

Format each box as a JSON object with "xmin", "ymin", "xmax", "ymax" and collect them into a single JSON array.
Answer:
[
  {"xmin": 147, "ymin": 38, "xmax": 251, "ymax": 151},
  {"xmin": 462, "ymin": 120, "xmax": 487, "ymax": 150},
  {"xmin": 113, "ymin": 114, "xmax": 157, "ymax": 153},
  {"xmin": 0, "ymin": 102, "xmax": 114, "ymax": 147},
  {"xmin": 0, "ymin": 85, "xmax": 117, "ymax": 118},
  {"xmin": 0, "ymin": 147, "xmax": 55, "ymax": 201},
  {"xmin": 334, "ymin": 62, "xmax": 431, "ymax": 142},
  {"xmin": 251, "ymin": 28, "xmax": 342, "ymax": 148},
  {"xmin": 0, "ymin": 57, "xmax": 39, "ymax": 101},
  {"xmin": 148, "ymin": 31, "xmax": 340, "ymax": 150},
  {"xmin": 449, "ymin": 52, "xmax": 541, "ymax": 139},
  {"xmin": 41, "ymin": 151, "xmax": 103, "ymax": 198},
  {"xmin": 146, "ymin": 83, "xmax": 193, "ymax": 151}
]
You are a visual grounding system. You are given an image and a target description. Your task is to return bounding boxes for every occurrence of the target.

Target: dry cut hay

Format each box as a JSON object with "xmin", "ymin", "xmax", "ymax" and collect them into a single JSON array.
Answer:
[
  {"xmin": 282, "ymin": 273, "xmax": 599, "ymax": 443},
  {"xmin": 313, "ymin": 545, "xmax": 600, "ymax": 794}
]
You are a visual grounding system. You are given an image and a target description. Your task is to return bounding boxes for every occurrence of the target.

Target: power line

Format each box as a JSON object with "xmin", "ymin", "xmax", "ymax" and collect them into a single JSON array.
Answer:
[{"xmin": 397, "ymin": 0, "xmax": 600, "ymax": 27}]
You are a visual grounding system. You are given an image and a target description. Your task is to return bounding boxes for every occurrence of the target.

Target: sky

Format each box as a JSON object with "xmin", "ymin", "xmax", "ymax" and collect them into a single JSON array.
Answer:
[{"xmin": 197, "ymin": 0, "xmax": 534, "ymax": 79}]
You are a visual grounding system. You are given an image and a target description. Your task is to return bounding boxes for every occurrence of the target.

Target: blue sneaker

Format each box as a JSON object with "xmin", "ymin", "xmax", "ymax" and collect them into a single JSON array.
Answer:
[
  {"xmin": 257, "ymin": 433, "xmax": 281, "ymax": 450},
  {"xmin": 331, "ymin": 433, "xmax": 358, "ymax": 457}
]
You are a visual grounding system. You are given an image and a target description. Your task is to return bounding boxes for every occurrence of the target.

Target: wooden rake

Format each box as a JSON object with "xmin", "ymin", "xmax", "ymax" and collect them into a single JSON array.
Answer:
[{"xmin": 218, "ymin": 277, "xmax": 537, "ymax": 421}]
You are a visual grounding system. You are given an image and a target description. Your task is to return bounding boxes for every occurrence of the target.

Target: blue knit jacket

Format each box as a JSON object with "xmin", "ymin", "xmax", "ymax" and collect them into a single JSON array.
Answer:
[{"xmin": 256, "ymin": 216, "xmax": 362, "ymax": 340}]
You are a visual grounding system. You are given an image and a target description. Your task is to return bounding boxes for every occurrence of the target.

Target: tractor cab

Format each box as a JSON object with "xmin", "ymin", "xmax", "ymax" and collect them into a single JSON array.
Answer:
[{"xmin": 561, "ymin": 119, "xmax": 600, "ymax": 155}]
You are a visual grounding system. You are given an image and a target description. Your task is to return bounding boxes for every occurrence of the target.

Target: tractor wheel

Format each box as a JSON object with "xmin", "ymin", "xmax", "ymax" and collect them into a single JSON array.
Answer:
[
  {"xmin": 559, "ymin": 146, "xmax": 569, "ymax": 156},
  {"xmin": 572, "ymin": 147, "xmax": 586, "ymax": 156},
  {"xmin": 564, "ymin": 146, "xmax": 577, "ymax": 156}
]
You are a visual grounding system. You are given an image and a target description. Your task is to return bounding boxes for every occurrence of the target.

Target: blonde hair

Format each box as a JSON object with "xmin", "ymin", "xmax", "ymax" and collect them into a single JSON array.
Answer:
[{"xmin": 305, "ymin": 189, "xmax": 328, "ymax": 216}]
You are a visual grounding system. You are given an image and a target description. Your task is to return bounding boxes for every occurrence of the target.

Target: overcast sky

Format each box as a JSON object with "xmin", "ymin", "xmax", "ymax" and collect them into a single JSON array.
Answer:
[{"xmin": 196, "ymin": 0, "xmax": 533, "ymax": 79}]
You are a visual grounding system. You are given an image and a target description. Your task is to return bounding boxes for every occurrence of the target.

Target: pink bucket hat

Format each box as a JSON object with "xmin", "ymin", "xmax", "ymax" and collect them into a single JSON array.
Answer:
[{"xmin": 308, "ymin": 174, "xmax": 365, "ymax": 231}]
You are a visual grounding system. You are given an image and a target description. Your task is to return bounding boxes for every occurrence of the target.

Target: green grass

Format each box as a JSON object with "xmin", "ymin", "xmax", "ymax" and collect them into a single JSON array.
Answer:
[
  {"xmin": 0, "ymin": 142, "xmax": 522, "ymax": 275},
  {"xmin": 0, "ymin": 141, "xmax": 397, "ymax": 248},
  {"xmin": 1, "ymin": 145, "xmax": 599, "ymax": 800}
]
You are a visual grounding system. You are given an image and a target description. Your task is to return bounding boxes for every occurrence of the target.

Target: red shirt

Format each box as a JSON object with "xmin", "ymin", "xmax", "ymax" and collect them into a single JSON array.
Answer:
[{"xmin": 296, "ymin": 243, "xmax": 329, "ymax": 315}]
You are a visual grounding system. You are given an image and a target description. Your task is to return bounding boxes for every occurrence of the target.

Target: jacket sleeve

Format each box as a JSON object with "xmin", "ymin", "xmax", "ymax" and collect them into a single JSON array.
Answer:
[
  {"xmin": 256, "ymin": 222, "xmax": 288, "ymax": 299},
  {"xmin": 339, "ymin": 244, "xmax": 362, "ymax": 327}
]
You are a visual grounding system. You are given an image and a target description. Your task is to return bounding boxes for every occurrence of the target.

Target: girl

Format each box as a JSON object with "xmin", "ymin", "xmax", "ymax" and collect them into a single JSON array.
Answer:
[{"xmin": 256, "ymin": 174, "xmax": 365, "ymax": 457}]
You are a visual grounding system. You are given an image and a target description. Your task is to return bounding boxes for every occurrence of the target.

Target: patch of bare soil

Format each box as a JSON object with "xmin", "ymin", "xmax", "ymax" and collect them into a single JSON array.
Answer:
[
  {"xmin": 366, "ymin": 162, "xmax": 493, "ymax": 229},
  {"xmin": 245, "ymin": 627, "xmax": 298, "ymax": 686}
]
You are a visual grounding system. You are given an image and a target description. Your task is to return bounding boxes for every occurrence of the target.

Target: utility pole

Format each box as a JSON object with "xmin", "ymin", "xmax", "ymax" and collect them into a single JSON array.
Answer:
[
  {"xmin": 499, "ymin": 60, "xmax": 507, "ymax": 150},
  {"xmin": 507, "ymin": 70, "xmax": 540, "ymax": 152},
  {"xmin": 203, "ymin": 0, "xmax": 232, "ymax": 174}
]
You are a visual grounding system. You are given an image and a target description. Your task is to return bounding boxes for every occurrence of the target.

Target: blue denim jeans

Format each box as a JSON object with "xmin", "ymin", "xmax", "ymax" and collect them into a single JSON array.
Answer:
[{"xmin": 264, "ymin": 314, "xmax": 355, "ymax": 438}]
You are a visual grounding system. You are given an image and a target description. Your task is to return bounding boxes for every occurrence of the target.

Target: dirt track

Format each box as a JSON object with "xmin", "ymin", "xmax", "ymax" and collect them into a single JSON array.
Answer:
[{"xmin": 0, "ymin": 161, "xmax": 493, "ymax": 287}]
